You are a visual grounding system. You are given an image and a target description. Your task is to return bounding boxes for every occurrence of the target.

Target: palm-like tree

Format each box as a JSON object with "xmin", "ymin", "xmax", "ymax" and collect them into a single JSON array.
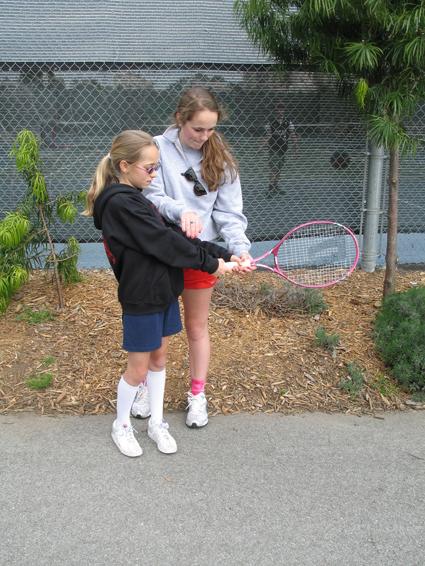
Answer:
[{"xmin": 235, "ymin": 0, "xmax": 425, "ymax": 295}]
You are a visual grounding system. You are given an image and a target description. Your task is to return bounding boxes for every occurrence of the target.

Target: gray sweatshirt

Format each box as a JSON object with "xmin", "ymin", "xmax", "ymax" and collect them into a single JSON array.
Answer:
[{"xmin": 144, "ymin": 126, "xmax": 251, "ymax": 256}]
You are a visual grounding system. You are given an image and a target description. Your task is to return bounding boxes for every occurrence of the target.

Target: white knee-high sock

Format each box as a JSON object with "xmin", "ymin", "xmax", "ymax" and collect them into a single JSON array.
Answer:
[
  {"xmin": 116, "ymin": 376, "xmax": 139, "ymax": 427},
  {"xmin": 147, "ymin": 369, "xmax": 166, "ymax": 425}
]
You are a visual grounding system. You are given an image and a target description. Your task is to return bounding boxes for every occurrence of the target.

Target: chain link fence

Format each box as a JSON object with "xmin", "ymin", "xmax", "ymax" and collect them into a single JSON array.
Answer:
[{"xmin": 1, "ymin": 61, "xmax": 424, "ymax": 262}]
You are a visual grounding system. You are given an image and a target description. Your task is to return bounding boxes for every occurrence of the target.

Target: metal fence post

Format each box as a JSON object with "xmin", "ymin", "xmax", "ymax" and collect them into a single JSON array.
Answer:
[{"xmin": 361, "ymin": 143, "xmax": 386, "ymax": 272}]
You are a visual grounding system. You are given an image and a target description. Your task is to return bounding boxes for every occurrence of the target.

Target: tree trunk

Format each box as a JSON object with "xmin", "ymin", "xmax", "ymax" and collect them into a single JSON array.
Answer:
[
  {"xmin": 383, "ymin": 147, "xmax": 400, "ymax": 297},
  {"xmin": 38, "ymin": 205, "xmax": 65, "ymax": 309}
]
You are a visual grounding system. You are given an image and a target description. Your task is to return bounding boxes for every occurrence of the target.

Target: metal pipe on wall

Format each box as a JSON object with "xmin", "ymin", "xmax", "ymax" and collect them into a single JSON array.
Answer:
[{"xmin": 361, "ymin": 143, "xmax": 386, "ymax": 272}]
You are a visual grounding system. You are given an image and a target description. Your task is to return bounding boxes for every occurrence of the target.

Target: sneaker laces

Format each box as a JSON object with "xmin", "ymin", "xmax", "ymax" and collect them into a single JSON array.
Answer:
[
  {"xmin": 120, "ymin": 423, "xmax": 138, "ymax": 440},
  {"xmin": 135, "ymin": 384, "xmax": 148, "ymax": 402},
  {"xmin": 151, "ymin": 421, "xmax": 172, "ymax": 437},
  {"xmin": 187, "ymin": 392, "xmax": 206, "ymax": 411}
]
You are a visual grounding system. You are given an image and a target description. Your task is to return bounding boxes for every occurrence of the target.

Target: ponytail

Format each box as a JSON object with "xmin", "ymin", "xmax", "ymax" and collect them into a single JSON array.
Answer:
[{"xmin": 82, "ymin": 155, "xmax": 119, "ymax": 217}]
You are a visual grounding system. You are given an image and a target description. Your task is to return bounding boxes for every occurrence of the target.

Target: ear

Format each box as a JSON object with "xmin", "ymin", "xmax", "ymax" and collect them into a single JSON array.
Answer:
[
  {"xmin": 118, "ymin": 160, "xmax": 129, "ymax": 174},
  {"xmin": 175, "ymin": 112, "xmax": 182, "ymax": 127}
]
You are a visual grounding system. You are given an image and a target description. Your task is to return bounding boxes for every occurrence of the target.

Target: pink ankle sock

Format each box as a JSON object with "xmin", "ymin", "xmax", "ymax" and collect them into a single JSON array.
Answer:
[{"xmin": 191, "ymin": 379, "xmax": 206, "ymax": 395}]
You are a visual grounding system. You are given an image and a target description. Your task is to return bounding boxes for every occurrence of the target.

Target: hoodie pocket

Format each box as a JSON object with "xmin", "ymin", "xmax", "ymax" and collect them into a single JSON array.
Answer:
[{"xmin": 118, "ymin": 258, "xmax": 174, "ymax": 308}]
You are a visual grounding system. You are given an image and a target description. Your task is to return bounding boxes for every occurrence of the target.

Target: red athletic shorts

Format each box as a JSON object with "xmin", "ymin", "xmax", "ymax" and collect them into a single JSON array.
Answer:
[{"xmin": 183, "ymin": 268, "xmax": 217, "ymax": 289}]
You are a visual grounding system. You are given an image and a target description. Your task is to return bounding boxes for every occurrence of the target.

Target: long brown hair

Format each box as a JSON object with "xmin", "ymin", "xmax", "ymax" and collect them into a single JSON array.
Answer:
[
  {"xmin": 83, "ymin": 130, "xmax": 155, "ymax": 216},
  {"xmin": 174, "ymin": 87, "xmax": 238, "ymax": 191}
]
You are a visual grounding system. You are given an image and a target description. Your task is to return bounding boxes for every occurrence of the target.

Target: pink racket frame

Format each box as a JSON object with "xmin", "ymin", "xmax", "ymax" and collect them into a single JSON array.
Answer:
[{"xmin": 252, "ymin": 220, "xmax": 360, "ymax": 289}]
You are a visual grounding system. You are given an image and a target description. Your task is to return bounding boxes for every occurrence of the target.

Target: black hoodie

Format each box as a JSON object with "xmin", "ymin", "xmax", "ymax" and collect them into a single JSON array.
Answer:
[{"xmin": 93, "ymin": 184, "xmax": 232, "ymax": 314}]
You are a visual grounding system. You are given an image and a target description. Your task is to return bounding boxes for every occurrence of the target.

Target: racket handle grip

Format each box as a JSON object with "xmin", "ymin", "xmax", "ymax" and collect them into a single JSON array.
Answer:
[
  {"xmin": 225, "ymin": 261, "xmax": 238, "ymax": 269},
  {"xmin": 225, "ymin": 259, "xmax": 252, "ymax": 270}
]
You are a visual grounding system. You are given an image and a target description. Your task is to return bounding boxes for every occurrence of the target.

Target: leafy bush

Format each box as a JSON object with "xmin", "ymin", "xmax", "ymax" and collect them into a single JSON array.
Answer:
[
  {"xmin": 41, "ymin": 355, "xmax": 56, "ymax": 367},
  {"xmin": 374, "ymin": 286, "xmax": 425, "ymax": 392},
  {"xmin": 411, "ymin": 391, "xmax": 425, "ymax": 403},
  {"xmin": 26, "ymin": 372, "xmax": 53, "ymax": 390},
  {"xmin": 315, "ymin": 326, "xmax": 340, "ymax": 353},
  {"xmin": 370, "ymin": 372, "xmax": 400, "ymax": 397},
  {"xmin": 16, "ymin": 307, "xmax": 56, "ymax": 325},
  {"xmin": 339, "ymin": 362, "xmax": 365, "ymax": 397}
]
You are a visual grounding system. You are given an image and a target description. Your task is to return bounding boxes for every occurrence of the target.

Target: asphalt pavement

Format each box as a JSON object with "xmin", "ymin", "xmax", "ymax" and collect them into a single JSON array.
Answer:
[{"xmin": 1, "ymin": 410, "xmax": 424, "ymax": 566}]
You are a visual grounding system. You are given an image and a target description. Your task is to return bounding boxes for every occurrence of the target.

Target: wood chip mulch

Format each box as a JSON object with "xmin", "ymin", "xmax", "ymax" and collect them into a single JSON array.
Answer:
[{"xmin": 1, "ymin": 268, "xmax": 425, "ymax": 417}]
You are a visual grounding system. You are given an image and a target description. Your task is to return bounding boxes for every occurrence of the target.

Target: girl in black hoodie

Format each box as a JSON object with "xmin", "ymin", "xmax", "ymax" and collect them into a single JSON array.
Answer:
[{"xmin": 83, "ymin": 130, "xmax": 237, "ymax": 458}]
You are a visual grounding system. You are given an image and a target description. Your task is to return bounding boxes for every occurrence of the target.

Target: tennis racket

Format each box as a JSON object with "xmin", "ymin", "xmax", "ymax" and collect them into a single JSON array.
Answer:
[{"xmin": 227, "ymin": 220, "xmax": 359, "ymax": 289}]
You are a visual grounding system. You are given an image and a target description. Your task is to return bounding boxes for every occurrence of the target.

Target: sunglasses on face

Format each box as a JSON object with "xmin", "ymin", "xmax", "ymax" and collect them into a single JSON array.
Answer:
[
  {"xmin": 181, "ymin": 167, "xmax": 208, "ymax": 197},
  {"xmin": 134, "ymin": 163, "xmax": 161, "ymax": 175}
]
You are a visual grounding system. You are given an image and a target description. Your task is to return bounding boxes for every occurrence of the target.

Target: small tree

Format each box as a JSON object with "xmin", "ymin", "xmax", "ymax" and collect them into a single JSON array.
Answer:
[
  {"xmin": 0, "ymin": 130, "xmax": 83, "ymax": 313},
  {"xmin": 235, "ymin": 0, "xmax": 425, "ymax": 295}
]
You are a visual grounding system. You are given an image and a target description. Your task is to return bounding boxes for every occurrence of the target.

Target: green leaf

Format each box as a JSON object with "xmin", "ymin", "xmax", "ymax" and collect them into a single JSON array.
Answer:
[
  {"xmin": 343, "ymin": 41, "xmax": 382, "ymax": 71},
  {"xmin": 56, "ymin": 199, "xmax": 78, "ymax": 223},
  {"xmin": 31, "ymin": 172, "xmax": 48, "ymax": 204},
  {"xmin": 0, "ymin": 212, "xmax": 31, "ymax": 249},
  {"xmin": 0, "ymin": 295, "xmax": 10, "ymax": 314},
  {"xmin": 0, "ymin": 275, "xmax": 12, "ymax": 298},
  {"xmin": 77, "ymin": 190, "xmax": 87, "ymax": 205},
  {"xmin": 355, "ymin": 78, "xmax": 368, "ymax": 109},
  {"xmin": 8, "ymin": 266, "xmax": 29, "ymax": 292},
  {"xmin": 368, "ymin": 114, "xmax": 418, "ymax": 154},
  {"xmin": 57, "ymin": 237, "xmax": 82, "ymax": 284},
  {"xmin": 9, "ymin": 129, "xmax": 40, "ymax": 174},
  {"xmin": 305, "ymin": 0, "xmax": 337, "ymax": 18},
  {"xmin": 405, "ymin": 36, "xmax": 425, "ymax": 66}
]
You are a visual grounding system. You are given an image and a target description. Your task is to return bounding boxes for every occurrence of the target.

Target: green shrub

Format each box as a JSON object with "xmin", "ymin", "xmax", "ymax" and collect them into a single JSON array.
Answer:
[
  {"xmin": 287, "ymin": 286, "xmax": 327, "ymax": 315},
  {"xmin": 16, "ymin": 307, "xmax": 56, "ymax": 325},
  {"xmin": 315, "ymin": 326, "xmax": 340, "ymax": 353},
  {"xmin": 411, "ymin": 391, "xmax": 425, "ymax": 403},
  {"xmin": 339, "ymin": 362, "xmax": 365, "ymax": 397},
  {"xmin": 374, "ymin": 286, "xmax": 425, "ymax": 392},
  {"xmin": 41, "ymin": 355, "xmax": 56, "ymax": 367},
  {"xmin": 26, "ymin": 372, "xmax": 53, "ymax": 390},
  {"xmin": 370, "ymin": 372, "xmax": 400, "ymax": 397}
]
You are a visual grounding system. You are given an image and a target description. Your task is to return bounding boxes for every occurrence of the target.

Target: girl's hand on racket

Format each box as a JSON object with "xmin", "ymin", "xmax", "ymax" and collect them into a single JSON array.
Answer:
[
  {"xmin": 229, "ymin": 254, "xmax": 256, "ymax": 273},
  {"xmin": 181, "ymin": 211, "xmax": 202, "ymax": 238},
  {"xmin": 213, "ymin": 258, "xmax": 234, "ymax": 277}
]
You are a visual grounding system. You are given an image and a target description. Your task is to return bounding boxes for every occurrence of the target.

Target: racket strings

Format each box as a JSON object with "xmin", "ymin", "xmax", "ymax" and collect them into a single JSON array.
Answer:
[{"xmin": 275, "ymin": 224, "xmax": 358, "ymax": 286}]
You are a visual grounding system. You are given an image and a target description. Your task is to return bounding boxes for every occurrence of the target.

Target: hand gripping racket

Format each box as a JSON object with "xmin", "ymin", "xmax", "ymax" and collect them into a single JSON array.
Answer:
[{"xmin": 227, "ymin": 221, "xmax": 359, "ymax": 289}]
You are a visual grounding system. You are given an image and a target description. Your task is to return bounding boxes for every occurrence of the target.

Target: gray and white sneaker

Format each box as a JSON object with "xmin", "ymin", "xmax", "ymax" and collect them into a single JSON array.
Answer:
[
  {"xmin": 131, "ymin": 383, "xmax": 151, "ymax": 419},
  {"xmin": 111, "ymin": 420, "xmax": 143, "ymax": 457},
  {"xmin": 148, "ymin": 421, "xmax": 177, "ymax": 454},
  {"xmin": 186, "ymin": 391, "xmax": 208, "ymax": 428}
]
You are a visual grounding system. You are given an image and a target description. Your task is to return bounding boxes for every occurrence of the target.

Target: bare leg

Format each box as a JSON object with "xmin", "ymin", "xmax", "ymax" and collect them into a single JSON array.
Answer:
[
  {"xmin": 124, "ymin": 351, "xmax": 151, "ymax": 386},
  {"xmin": 182, "ymin": 287, "xmax": 214, "ymax": 384},
  {"xmin": 149, "ymin": 337, "xmax": 168, "ymax": 372}
]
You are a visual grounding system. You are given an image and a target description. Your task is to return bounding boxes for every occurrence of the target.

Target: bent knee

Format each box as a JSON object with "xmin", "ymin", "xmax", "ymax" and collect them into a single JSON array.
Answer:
[
  {"xmin": 185, "ymin": 322, "xmax": 209, "ymax": 341},
  {"xmin": 149, "ymin": 353, "xmax": 166, "ymax": 371}
]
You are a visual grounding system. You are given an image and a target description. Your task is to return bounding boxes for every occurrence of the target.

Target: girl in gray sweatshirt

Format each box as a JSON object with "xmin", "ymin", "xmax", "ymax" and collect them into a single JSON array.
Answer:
[{"xmin": 131, "ymin": 87, "xmax": 252, "ymax": 430}]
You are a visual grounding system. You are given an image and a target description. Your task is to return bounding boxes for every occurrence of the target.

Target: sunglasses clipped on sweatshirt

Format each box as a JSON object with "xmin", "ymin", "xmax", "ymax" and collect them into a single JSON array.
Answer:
[{"xmin": 181, "ymin": 167, "xmax": 208, "ymax": 197}]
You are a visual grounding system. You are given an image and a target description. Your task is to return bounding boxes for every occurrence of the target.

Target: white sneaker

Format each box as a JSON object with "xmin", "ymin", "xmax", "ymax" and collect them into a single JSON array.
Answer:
[
  {"xmin": 111, "ymin": 420, "xmax": 143, "ymax": 457},
  {"xmin": 148, "ymin": 421, "xmax": 177, "ymax": 454},
  {"xmin": 131, "ymin": 383, "xmax": 151, "ymax": 419},
  {"xmin": 186, "ymin": 391, "xmax": 208, "ymax": 428}
]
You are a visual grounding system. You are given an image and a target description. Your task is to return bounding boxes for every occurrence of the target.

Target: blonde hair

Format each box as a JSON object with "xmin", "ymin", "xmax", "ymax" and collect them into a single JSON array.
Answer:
[
  {"xmin": 83, "ymin": 130, "xmax": 155, "ymax": 216},
  {"xmin": 174, "ymin": 87, "xmax": 238, "ymax": 191}
]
